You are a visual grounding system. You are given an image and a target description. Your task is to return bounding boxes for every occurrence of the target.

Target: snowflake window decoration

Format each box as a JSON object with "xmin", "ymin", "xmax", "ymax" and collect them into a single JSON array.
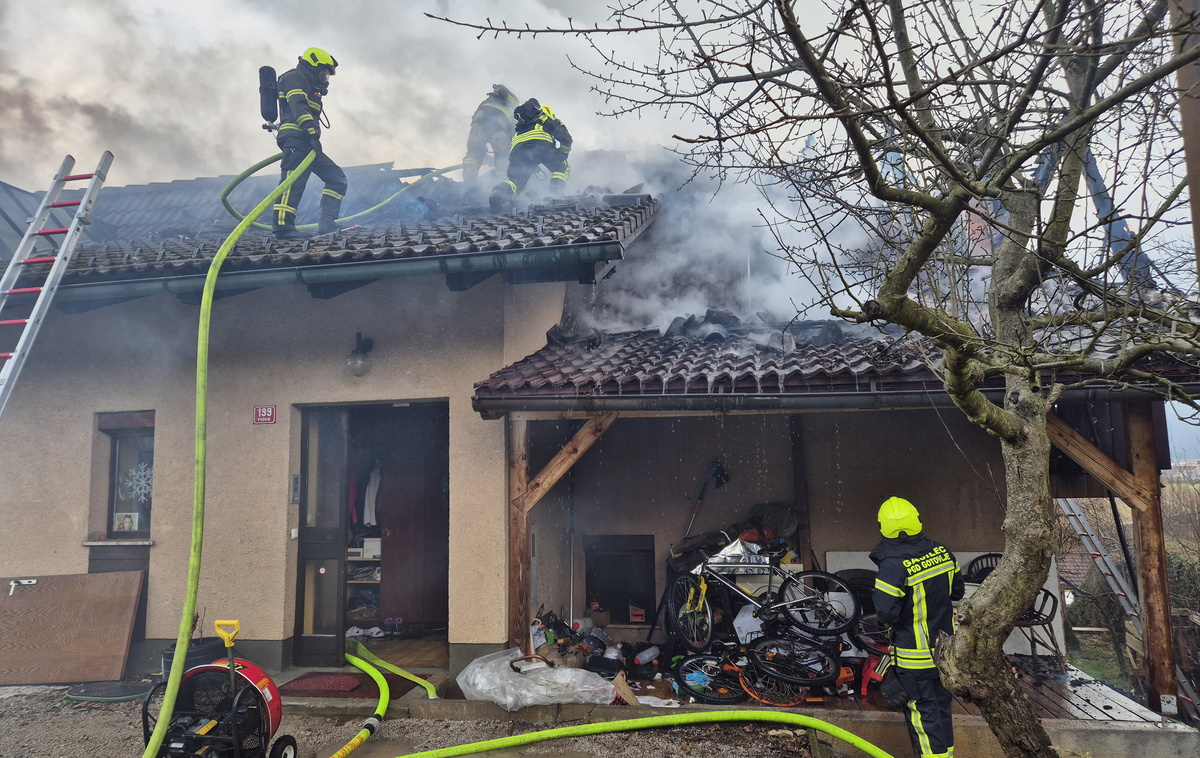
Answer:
[{"xmin": 120, "ymin": 462, "xmax": 154, "ymax": 504}]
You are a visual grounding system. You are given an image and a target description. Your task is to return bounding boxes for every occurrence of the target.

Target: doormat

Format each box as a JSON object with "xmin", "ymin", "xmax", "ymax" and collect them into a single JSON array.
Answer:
[{"xmin": 278, "ymin": 671, "xmax": 425, "ymax": 699}]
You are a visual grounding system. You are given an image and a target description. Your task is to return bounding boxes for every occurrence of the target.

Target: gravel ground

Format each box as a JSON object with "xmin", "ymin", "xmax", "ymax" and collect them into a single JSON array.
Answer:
[{"xmin": 0, "ymin": 686, "xmax": 819, "ymax": 758}]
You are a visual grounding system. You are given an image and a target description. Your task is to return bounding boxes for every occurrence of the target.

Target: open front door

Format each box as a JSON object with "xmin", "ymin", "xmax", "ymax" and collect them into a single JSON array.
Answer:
[{"xmin": 294, "ymin": 407, "xmax": 348, "ymax": 667}]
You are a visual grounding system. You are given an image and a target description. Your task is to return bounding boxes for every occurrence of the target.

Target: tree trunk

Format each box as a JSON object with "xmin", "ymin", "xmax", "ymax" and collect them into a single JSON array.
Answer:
[{"xmin": 939, "ymin": 375, "xmax": 1057, "ymax": 758}]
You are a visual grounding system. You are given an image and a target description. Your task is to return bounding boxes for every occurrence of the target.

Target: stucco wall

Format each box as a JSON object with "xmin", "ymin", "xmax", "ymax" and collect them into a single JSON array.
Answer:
[
  {"xmin": 0, "ymin": 274, "xmax": 564, "ymax": 648},
  {"xmin": 800, "ymin": 409, "xmax": 1008, "ymax": 566}
]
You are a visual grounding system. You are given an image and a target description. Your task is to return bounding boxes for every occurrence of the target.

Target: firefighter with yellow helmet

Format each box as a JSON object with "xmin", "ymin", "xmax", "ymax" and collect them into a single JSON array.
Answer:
[
  {"xmin": 870, "ymin": 497, "xmax": 964, "ymax": 758},
  {"xmin": 273, "ymin": 47, "xmax": 347, "ymax": 239},
  {"xmin": 489, "ymin": 98, "xmax": 572, "ymax": 212},
  {"xmin": 463, "ymin": 85, "xmax": 520, "ymax": 198}
]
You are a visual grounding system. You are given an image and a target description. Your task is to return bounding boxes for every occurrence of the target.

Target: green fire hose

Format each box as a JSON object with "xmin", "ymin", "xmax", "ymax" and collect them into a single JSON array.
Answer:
[
  {"xmin": 219, "ymin": 153, "xmax": 461, "ymax": 231},
  {"xmin": 327, "ymin": 652, "xmax": 391, "ymax": 758},
  {"xmin": 347, "ymin": 639, "xmax": 438, "ymax": 699},
  {"xmin": 398, "ymin": 711, "xmax": 895, "ymax": 758},
  {"xmin": 141, "ymin": 149, "xmax": 319, "ymax": 758},
  {"xmin": 147, "ymin": 150, "xmax": 894, "ymax": 758}
]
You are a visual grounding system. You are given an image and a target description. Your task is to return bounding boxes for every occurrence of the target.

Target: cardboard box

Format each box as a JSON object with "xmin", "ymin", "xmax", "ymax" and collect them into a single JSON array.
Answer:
[
  {"xmin": 588, "ymin": 609, "xmax": 611, "ymax": 627},
  {"xmin": 346, "ymin": 548, "xmax": 364, "ymax": 559},
  {"xmin": 363, "ymin": 538, "xmax": 381, "ymax": 559}
]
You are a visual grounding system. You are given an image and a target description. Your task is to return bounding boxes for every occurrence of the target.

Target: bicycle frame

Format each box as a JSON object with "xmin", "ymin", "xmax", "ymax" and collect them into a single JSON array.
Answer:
[{"xmin": 691, "ymin": 557, "xmax": 811, "ymax": 618}]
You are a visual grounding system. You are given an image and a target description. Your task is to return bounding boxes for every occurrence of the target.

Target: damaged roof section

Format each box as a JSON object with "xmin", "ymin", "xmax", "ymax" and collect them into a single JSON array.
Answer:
[
  {"xmin": 474, "ymin": 308, "xmax": 1200, "ymax": 415},
  {"xmin": 476, "ymin": 309, "xmax": 936, "ymax": 402}
]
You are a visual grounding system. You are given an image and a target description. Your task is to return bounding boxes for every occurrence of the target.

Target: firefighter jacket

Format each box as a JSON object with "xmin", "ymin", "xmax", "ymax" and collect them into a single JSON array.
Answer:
[
  {"xmin": 276, "ymin": 66, "xmax": 325, "ymax": 143},
  {"xmin": 472, "ymin": 93, "xmax": 515, "ymax": 131},
  {"xmin": 512, "ymin": 108, "xmax": 572, "ymax": 155},
  {"xmin": 870, "ymin": 534, "xmax": 965, "ymax": 671}
]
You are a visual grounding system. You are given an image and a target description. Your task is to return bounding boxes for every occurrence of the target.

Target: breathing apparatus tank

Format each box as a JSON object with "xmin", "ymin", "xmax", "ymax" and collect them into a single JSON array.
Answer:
[{"xmin": 259, "ymin": 66, "xmax": 278, "ymax": 131}]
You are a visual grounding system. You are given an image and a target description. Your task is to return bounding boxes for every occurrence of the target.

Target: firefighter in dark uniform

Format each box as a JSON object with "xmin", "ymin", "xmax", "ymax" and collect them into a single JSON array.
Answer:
[
  {"xmin": 870, "ymin": 497, "xmax": 965, "ymax": 758},
  {"xmin": 489, "ymin": 99, "xmax": 572, "ymax": 212},
  {"xmin": 273, "ymin": 47, "xmax": 347, "ymax": 239},
  {"xmin": 463, "ymin": 85, "xmax": 519, "ymax": 197}
]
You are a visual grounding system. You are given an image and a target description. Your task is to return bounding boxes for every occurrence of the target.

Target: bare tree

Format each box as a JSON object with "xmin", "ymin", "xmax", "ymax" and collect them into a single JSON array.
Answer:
[{"xmin": 437, "ymin": 1, "xmax": 1200, "ymax": 755}]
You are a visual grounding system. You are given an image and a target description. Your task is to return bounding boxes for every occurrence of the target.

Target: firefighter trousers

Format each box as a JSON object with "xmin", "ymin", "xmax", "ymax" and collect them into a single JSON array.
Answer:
[
  {"xmin": 897, "ymin": 668, "xmax": 954, "ymax": 757},
  {"xmin": 498, "ymin": 140, "xmax": 570, "ymax": 197},
  {"xmin": 274, "ymin": 141, "xmax": 348, "ymax": 230},
  {"xmin": 463, "ymin": 121, "xmax": 512, "ymax": 189}
]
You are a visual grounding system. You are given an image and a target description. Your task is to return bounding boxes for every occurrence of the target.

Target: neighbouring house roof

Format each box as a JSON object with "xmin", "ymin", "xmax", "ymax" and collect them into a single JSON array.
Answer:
[
  {"xmin": 2, "ymin": 164, "xmax": 660, "ymax": 307},
  {"xmin": 1057, "ymin": 548, "xmax": 1096, "ymax": 587}
]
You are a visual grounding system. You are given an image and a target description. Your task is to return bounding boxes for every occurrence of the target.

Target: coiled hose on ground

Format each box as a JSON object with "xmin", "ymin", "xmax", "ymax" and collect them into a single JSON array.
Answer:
[
  {"xmin": 219, "ymin": 153, "xmax": 461, "ymax": 231},
  {"xmin": 147, "ymin": 152, "xmax": 892, "ymax": 758}
]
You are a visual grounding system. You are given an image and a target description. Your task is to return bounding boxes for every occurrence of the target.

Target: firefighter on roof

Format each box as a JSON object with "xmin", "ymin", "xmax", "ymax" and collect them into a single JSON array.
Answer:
[
  {"xmin": 273, "ymin": 47, "xmax": 347, "ymax": 239},
  {"xmin": 463, "ymin": 85, "xmax": 519, "ymax": 198},
  {"xmin": 870, "ymin": 496, "xmax": 965, "ymax": 758},
  {"xmin": 489, "ymin": 99, "xmax": 572, "ymax": 212}
]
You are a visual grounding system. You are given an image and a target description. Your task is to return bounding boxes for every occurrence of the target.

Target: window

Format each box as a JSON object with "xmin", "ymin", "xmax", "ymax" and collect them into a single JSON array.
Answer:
[{"xmin": 99, "ymin": 411, "xmax": 154, "ymax": 537}]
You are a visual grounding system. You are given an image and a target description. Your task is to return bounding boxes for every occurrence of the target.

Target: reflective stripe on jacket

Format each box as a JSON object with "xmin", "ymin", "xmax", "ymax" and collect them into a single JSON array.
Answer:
[
  {"xmin": 512, "ymin": 111, "xmax": 572, "ymax": 151},
  {"xmin": 870, "ymin": 534, "xmax": 965, "ymax": 670},
  {"xmin": 276, "ymin": 66, "xmax": 323, "ymax": 141}
]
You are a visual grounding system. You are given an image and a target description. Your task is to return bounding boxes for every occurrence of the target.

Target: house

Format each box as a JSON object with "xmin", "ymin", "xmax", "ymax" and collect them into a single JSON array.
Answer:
[
  {"xmin": 0, "ymin": 156, "xmax": 1189, "ymax": 727},
  {"xmin": 0, "ymin": 161, "xmax": 658, "ymax": 673}
]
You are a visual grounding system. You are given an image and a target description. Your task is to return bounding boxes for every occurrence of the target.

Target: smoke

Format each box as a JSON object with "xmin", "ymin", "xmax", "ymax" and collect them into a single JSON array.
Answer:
[
  {"xmin": 3, "ymin": 1, "xmax": 847, "ymax": 330},
  {"xmin": 0, "ymin": 0, "xmax": 678, "ymax": 189}
]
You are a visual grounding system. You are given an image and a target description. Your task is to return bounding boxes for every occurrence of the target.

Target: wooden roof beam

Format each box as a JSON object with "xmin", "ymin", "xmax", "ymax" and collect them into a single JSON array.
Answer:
[
  {"xmin": 513, "ymin": 412, "xmax": 618, "ymax": 515},
  {"xmin": 1046, "ymin": 412, "xmax": 1151, "ymax": 512}
]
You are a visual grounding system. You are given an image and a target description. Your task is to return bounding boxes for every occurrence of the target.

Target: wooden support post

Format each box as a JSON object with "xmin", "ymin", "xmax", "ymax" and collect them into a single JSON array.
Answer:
[
  {"xmin": 1124, "ymin": 402, "xmax": 1179, "ymax": 713},
  {"xmin": 508, "ymin": 418, "xmax": 531, "ymax": 653},
  {"xmin": 1047, "ymin": 412, "xmax": 1151, "ymax": 512},
  {"xmin": 513, "ymin": 412, "xmax": 618, "ymax": 514}
]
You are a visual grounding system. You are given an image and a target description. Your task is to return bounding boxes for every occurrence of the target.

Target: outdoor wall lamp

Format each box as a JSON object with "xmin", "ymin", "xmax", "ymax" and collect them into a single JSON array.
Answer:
[{"xmin": 345, "ymin": 332, "xmax": 374, "ymax": 377}]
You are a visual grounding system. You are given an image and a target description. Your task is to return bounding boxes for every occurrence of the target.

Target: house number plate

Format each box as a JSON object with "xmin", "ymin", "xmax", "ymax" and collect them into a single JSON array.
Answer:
[{"xmin": 253, "ymin": 406, "xmax": 276, "ymax": 424}]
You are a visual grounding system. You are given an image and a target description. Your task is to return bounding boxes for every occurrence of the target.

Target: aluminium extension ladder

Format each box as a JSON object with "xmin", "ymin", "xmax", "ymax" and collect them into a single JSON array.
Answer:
[
  {"xmin": 1056, "ymin": 497, "xmax": 1200, "ymax": 721},
  {"xmin": 0, "ymin": 152, "xmax": 113, "ymax": 422}
]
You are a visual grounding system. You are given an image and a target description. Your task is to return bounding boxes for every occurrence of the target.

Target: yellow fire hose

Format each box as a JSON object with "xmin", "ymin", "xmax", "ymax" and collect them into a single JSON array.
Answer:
[
  {"xmin": 148, "ymin": 150, "xmax": 894, "ymax": 758},
  {"xmin": 141, "ymin": 148, "xmax": 318, "ymax": 758},
  {"xmin": 219, "ymin": 154, "xmax": 462, "ymax": 231}
]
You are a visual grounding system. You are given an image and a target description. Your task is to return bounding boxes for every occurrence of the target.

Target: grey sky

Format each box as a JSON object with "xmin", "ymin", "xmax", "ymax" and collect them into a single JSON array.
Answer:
[{"xmin": 0, "ymin": 0, "xmax": 681, "ymax": 189}]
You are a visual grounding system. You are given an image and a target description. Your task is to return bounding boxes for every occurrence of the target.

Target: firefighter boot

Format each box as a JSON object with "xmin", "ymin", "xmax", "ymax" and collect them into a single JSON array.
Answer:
[
  {"xmin": 273, "ymin": 225, "xmax": 312, "ymax": 240},
  {"xmin": 490, "ymin": 180, "xmax": 517, "ymax": 213},
  {"xmin": 317, "ymin": 213, "xmax": 342, "ymax": 236}
]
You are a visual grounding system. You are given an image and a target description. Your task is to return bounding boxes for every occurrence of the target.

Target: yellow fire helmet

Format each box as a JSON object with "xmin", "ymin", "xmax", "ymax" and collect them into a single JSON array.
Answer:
[
  {"xmin": 300, "ymin": 47, "xmax": 338, "ymax": 71},
  {"xmin": 878, "ymin": 496, "xmax": 923, "ymax": 538},
  {"xmin": 540, "ymin": 104, "xmax": 556, "ymax": 120}
]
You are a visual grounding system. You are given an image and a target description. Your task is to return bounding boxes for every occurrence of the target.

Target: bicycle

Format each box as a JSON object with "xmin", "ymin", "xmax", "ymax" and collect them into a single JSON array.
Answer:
[
  {"xmin": 664, "ymin": 538, "xmax": 861, "ymax": 653},
  {"xmin": 673, "ymin": 641, "xmax": 808, "ymax": 707}
]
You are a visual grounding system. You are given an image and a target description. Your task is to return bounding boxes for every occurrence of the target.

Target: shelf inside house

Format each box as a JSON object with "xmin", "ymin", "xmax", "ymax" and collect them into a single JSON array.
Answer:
[{"xmin": 347, "ymin": 580, "xmax": 380, "ymax": 584}]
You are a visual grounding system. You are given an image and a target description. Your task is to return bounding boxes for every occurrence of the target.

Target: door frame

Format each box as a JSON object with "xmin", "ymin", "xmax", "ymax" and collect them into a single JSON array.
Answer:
[{"xmin": 292, "ymin": 407, "xmax": 349, "ymax": 667}]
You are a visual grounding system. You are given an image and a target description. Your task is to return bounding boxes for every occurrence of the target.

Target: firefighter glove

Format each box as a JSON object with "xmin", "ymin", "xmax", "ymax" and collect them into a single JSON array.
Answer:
[{"xmin": 310, "ymin": 136, "xmax": 323, "ymax": 155}]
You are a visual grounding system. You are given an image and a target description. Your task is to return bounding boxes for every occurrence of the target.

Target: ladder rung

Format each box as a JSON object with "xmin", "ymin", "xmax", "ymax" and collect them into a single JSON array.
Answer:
[
  {"xmin": 20, "ymin": 257, "xmax": 56, "ymax": 264},
  {"xmin": 49, "ymin": 200, "xmax": 81, "ymax": 208},
  {"xmin": 63, "ymin": 173, "xmax": 94, "ymax": 181},
  {"xmin": 4, "ymin": 287, "xmax": 42, "ymax": 295},
  {"xmin": 0, "ymin": 319, "xmax": 28, "ymax": 326},
  {"xmin": 35, "ymin": 228, "xmax": 69, "ymax": 236}
]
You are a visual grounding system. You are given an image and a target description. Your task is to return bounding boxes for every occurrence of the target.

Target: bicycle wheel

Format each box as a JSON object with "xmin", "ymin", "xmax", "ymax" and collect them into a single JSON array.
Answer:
[
  {"xmin": 747, "ymin": 635, "xmax": 840, "ymax": 687},
  {"xmin": 851, "ymin": 612, "xmax": 890, "ymax": 656},
  {"xmin": 738, "ymin": 665, "xmax": 807, "ymax": 707},
  {"xmin": 777, "ymin": 570, "xmax": 860, "ymax": 635},
  {"xmin": 674, "ymin": 654, "xmax": 749, "ymax": 704},
  {"xmin": 665, "ymin": 574, "xmax": 715, "ymax": 653}
]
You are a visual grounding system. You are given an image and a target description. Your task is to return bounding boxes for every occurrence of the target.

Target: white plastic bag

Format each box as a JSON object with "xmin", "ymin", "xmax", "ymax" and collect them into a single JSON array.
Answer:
[{"xmin": 456, "ymin": 648, "xmax": 617, "ymax": 712}]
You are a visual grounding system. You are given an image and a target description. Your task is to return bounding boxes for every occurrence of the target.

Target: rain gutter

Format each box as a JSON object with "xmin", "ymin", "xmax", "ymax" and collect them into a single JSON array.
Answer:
[
  {"xmin": 472, "ymin": 384, "xmax": 1200, "ymax": 416},
  {"xmin": 22, "ymin": 241, "xmax": 623, "ymax": 305}
]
